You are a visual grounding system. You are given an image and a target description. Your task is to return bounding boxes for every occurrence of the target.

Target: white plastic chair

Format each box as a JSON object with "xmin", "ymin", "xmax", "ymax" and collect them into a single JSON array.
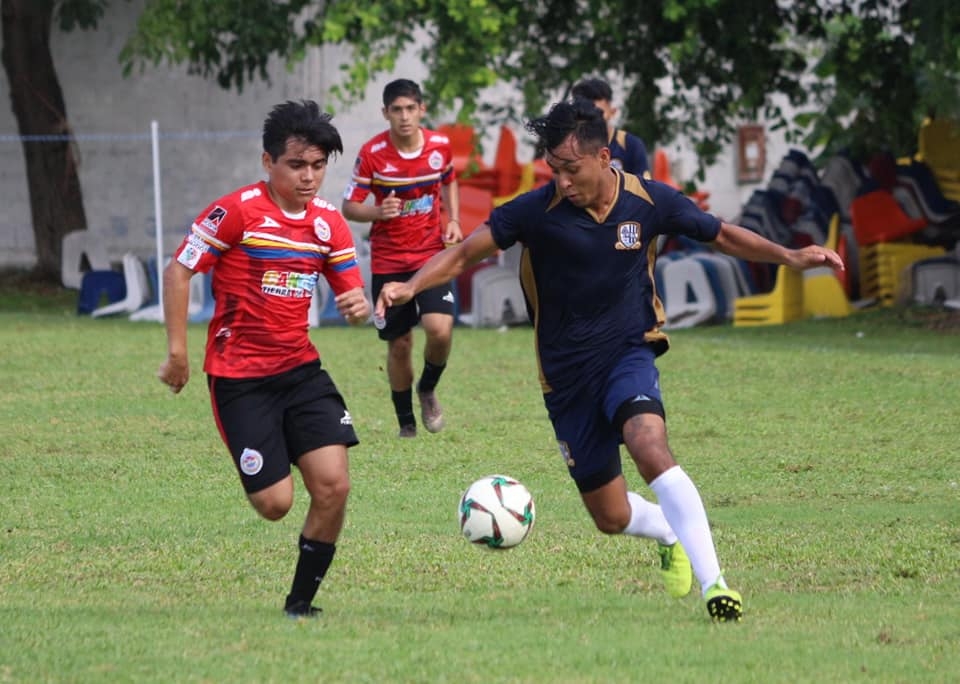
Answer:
[
  {"xmin": 91, "ymin": 253, "xmax": 151, "ymax": 318},
  {"xmin": 61, "ymin": 230, "xmax": 111, "ymax": 290}
]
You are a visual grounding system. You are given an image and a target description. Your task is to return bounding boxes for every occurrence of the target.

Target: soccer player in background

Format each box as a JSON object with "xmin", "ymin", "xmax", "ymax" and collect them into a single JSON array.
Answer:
[
  {"xmin": 572, "ymin": 77, "xmax": 650, "ymax": 178},
  {"xmin": 157, "ymin": 100, "xmax": 371, "ymax": 618},
  {"xmin": 342, "ymin": 78, "xmax": 462, "ymax": 439},
  {"xmin": 375, "ymin": 99, "xmax": 844, "ymax": 622}
]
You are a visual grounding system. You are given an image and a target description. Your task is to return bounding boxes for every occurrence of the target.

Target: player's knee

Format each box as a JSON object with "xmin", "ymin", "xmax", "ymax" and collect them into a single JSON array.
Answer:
[
  {"xmin": 248, "ymin": 489, "xmax": 294, "ymax": 521},
  {"xmin": 312, "ymin": 476, "xmax": 351, "ymax": 506},
  {"xmin": 592, "ymin": 509, "xmax": 630, "ymax": 535}
]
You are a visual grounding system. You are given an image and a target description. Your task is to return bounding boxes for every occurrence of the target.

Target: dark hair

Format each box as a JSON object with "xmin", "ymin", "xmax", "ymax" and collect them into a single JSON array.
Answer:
[
  {"xmin": 382, "ymin": 78, "xmax": 423, "ymax": 107},
  {"xmin": 525, "ymin": 99, "xmax": 608, "ymax": 157},
  {"xmin": 262, "ymin": 100, "xmax": 343, "ymax": 161},
  {"xmin": 571, "ymin": 77, "xmax": 613, "ymax": 103}
]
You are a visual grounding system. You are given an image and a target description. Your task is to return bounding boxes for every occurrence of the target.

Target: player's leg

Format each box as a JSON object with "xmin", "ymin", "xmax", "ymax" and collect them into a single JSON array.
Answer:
[
  {"xmin": 282, "ymin": 362, "xmax": 359, "ymax": 617},
  {"xmin": 372, "ymin": 272, "xmax": 419, "ymax": 436},
  {"xmin": 609, "ymin": 349, "xmax": 741, "ymax": 620},
  {"xmin": 551, "ymin": 392, "xmax": 689, "ymax": 597},
  {"xmin": 415, "ymin": 281, "xmax": 456, "ymax": 433},
  {"xmin": 209, "ymin": 375, "xmax": 296, "ymax": 520}
]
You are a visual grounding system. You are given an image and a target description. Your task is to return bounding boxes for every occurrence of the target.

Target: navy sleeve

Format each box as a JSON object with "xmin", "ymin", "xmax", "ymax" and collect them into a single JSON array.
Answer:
[
  {"xmin": 648, "ymin": 180, "xmax": 721, "ymax": 242},
  {"xmin": 488, "ymin": 183, "xmax": 555, "ymax": 251}
]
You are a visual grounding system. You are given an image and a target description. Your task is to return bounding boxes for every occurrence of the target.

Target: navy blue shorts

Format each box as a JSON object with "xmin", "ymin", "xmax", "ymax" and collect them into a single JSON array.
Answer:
[
  {"xmin": 371, "ymin": 271, "xmax": 456, "ymax": 341},
  {"xmin": 544, "ymin": 346, "xmax": 665, "ymax": 493},
  {"xmin": 209, "ymin": 361, "xmax": 359, "ymax": 494}
]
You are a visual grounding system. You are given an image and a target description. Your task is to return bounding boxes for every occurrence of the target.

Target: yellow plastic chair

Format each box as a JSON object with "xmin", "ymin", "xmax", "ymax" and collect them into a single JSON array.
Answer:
[{"xmin": 733, "ymin": 265, "xmax": 803, "ymax": 327}]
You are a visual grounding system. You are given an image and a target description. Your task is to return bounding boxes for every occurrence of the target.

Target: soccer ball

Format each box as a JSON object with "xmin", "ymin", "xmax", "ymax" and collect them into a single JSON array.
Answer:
[{"xmin": 458, "ymin": 474, "xmax": 535, "ymax": 549}]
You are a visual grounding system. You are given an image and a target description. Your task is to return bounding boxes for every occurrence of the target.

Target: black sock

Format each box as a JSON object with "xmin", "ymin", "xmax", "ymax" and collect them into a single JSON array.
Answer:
[
  {"xmin": 392, "ymin": 389, "xmax": 415, "ymax": 428},
  {"xmin": 285, "ymin": 535, "xmax": 336, "ymax": 609},
  {"xmin": 417, "ymin": 360, "xmax": 446, "ymax": 393}
]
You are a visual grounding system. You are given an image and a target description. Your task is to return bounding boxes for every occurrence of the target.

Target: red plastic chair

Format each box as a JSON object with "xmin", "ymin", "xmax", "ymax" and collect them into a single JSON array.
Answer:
[{"xmin": 849, "ymin": 189, "xmax": 926, "ymax": 246}]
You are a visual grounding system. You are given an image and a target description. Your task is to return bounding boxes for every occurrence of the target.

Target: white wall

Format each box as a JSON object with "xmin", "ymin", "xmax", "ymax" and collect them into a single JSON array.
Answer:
[{"xmin": 0, "ymin": 2, "xmax": 789, "ymax": 270}]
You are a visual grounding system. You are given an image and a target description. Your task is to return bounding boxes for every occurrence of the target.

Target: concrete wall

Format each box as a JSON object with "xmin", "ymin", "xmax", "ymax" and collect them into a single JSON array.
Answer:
[{"xmin": 0, "ymin": 1, "xmax": 793, "ymax": 271}]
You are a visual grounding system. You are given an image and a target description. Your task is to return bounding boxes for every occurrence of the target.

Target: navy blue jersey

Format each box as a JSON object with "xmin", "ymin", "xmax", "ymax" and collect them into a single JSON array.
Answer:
[
  {"xmin": 488, "ymin": 170, "xmax": 720, "ymax": 397},
  {"xmin": 608, "ymin": 129, "xmax": 649, "ymax": 177}
]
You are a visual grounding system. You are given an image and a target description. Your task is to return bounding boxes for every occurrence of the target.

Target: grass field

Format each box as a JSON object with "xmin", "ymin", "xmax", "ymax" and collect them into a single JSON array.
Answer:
[{"xmin": 1, "ymin": 290, "xmax": 959, "ymax": 683}]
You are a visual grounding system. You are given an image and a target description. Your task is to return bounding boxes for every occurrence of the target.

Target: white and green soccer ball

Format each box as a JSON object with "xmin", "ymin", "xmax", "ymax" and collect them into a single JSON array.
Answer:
[{"xmin": 458, "ymin": 474, "xmax": 536, "ymax": 549}]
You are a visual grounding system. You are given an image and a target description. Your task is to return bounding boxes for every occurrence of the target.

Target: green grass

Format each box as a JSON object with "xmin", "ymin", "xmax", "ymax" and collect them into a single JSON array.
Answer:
[{"xmin": 1, "ymin": 293, "xmax": 959, "ymax": 683}]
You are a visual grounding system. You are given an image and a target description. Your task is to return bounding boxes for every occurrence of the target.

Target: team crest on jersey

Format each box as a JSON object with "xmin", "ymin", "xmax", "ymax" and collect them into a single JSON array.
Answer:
[
  {"xmin": 428, "ymin": 150, "xmax": 444, "ymax": 170},
  {"xmin": 557, "ymin": 440, "xmax": 575, "ymax": 468},
  {"xmin": 615, "ymin": 222, "xmax": 643, "ymax": 250},
  {"xmin": 314, "ymin": 216, "xmax": 331, "ymax": 241},
  {"xmin": 239, "ymin": 448, "xmax": 264, "ymax": 476},
  {"xmin": 200, "ymin": 205, "xmax": 227, "ymax": 234}
]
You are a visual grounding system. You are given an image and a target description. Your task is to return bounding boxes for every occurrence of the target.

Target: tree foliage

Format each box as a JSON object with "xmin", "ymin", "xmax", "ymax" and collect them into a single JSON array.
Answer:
[{"xmin": 121, "ymin": 0, "xmax": 960, "ymax": 171}]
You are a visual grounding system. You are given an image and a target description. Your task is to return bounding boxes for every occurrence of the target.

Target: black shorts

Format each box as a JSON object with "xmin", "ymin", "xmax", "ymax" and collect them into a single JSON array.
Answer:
[
  {"xmin": 371, "ymin": 271, "xmax": 456, "ymax": 341},
  {"xmin": 208, "ymin": 360, "xmax": 359, "ymax": 494}
]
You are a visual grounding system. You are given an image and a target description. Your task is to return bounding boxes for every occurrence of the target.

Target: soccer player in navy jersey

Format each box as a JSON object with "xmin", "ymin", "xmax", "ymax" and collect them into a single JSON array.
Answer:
[
  {"xmin": 376, "ymin": 99, "xmax": 844, "ymax": 622},
  {"xmin": 572, "ymin": 77, "xmax": 650, "ymax": 177},
  {"xmin": 157, "ymin": 100, "xmax": 372, "ymax": 618},
  {"xmin": 342, "ymin": 79, "xmax": 462, "ymax": 439}
]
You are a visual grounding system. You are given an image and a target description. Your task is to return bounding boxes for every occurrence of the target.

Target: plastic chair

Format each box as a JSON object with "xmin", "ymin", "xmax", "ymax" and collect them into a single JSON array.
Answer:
[
  {"xmin": 849, "ymin": 190, "xmax": 927, "ymax": 246},
  {"xmin": 661, "ymin": 257, "xmax": 719, "ymax": 329},
  {"xmin": 77, "ymin": 270, "xmax": 126, "ymax": 315},
  {"xmin": 733, "ymin": 265, "xmax": 803, "ymax": 327},
  {"xmin": 61, "ymin": 230, "xmax": 111, "ymax": 290},
  {"xmin": 803, "ymin": 267, "xmax": 852, "ymax": 318},
  {"xmin": 90, "ymin": 253, "xmax": 151, "ymax": 318}
]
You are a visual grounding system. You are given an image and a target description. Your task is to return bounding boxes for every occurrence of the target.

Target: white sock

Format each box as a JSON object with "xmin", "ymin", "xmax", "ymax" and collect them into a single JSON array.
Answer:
[
  {"xmin": 648, "ymin": 465, "xmax": 724, "ymax": 596},
  {"xmin": 622, "ymin": 491, "xmax": 677, "ymax": 545}
]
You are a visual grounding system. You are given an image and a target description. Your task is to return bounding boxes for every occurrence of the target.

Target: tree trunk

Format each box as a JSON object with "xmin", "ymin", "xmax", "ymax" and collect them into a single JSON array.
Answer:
[{"xmin": 1, "ymin": 0, "xmax": 87, "ymax": 282}]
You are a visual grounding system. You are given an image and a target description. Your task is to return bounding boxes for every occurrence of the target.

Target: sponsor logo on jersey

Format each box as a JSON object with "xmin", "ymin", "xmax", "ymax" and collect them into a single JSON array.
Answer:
[
  {"xmin": 382, "ymin": 163, "xmax": 399, "ymax": 173},
  {"xmin": 557, "ymin": 440, "xmax": 575, "ymax": 468},
  {"xmin": 258, "ymin": 216, "xmax": 281, "ymax": 228},
  {"xmin": 261, "ymin": 270, "xmax": 318, "ymax": 298},
  {"xmin": 400, "ymin": 195, "xmax": 434, "ymax": 216},
  {"xmin": 239, "ymin": 447, "xmax": 264, "ymax": 476},
  {"xmin": 200, "ymin": 205, "xmax": 227, "ymax": 234},
  {"xmin": 177, "ymin": 241, "xmax": 204, "ymax": 269},
  {"xmin": 314, "ymin": 217, "xmax": 331, "ymax": 241},
  {"xmin": 340, "ymin": 410, "xmax": 353, "ymax": 426},
  {"xmin": 313, "ymin": 197, "xmax": 335, "ymax": 211},
  {"xmin": 241, "ymin": 187, "xmax": 262, "ymax": 202},
  {"xmin": 428, "ymin": 150, "xmax": 444, "ymax": 170},
  {"xmin": 615, "ymin": 222, "xmax": 643, "ymax": 250}
]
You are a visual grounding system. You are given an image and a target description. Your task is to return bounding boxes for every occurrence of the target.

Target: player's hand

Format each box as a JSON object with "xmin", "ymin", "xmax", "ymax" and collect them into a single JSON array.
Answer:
[
  {"xmin": 444, "ymin": 219, "xmax": 464, "ymax": 245},
  {"xmin": 375, "ymin": 281, "xmax": 414, "ymax": 318},
  {"xmin": 335, "ymin": 287, "xmax": 372, "ymax": 326},
  {"xmin": 379, "ymin": 190, "xmax": 402, "ymax": 220},
  {"xmin": 786, "ymin": 245, "xmax": 845, "ymax": 272},
  {"xmin": 157, "ymin": 355, "xmax": 189, "ymax": 394}
]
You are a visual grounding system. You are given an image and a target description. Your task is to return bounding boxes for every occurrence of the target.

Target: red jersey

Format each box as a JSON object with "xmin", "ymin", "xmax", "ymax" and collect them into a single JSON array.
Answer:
[
  {"xmin": 173, "ymin": 181, "xmax": 363, "ymax": 378},
  {"xmin": 343, "ymin": 128, "xmax": 455, "ymax": 273}
]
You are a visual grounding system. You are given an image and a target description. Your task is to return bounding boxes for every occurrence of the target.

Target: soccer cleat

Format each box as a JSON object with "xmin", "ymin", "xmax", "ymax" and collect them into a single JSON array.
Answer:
[
  {"xmin": 657, "ymin": 542, "xmax": 693, "ymax": 598},
  {"xmin": 397, "ymin": 424, "xmax": 417, "ymax": 438},
  {"xmin": 705, "ymin": 583, "xmax": 743, "ymax": 622},
  {"xmin": 417, "ymin": 390, "xmax": 445, "ymax": 433},
  {"xmin": 284, "ymin": 600, "xmax": 322, "ymax": 618}
]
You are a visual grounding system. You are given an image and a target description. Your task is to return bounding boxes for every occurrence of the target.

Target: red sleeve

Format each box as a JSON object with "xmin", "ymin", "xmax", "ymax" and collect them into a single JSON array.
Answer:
[
  {"xmin": 321, "ymin": 208, "xmax": 364, "ymax": 296},
  {"xmin": 174, "ymin": 194, "xmax": 244, "ymax": 274},
  {"xmin": 342, "ymin": 147, "xmax": 374, "ymax": 203}
]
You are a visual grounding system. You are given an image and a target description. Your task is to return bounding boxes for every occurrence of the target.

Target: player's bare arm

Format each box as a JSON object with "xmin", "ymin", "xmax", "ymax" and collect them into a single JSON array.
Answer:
[
  {"xmin": 376, "ymin": 224, "xmax": 499, "ymax": 316},
  {"xmin": 342, "ymin": 191, "xmax": 402, "ymax": 223},
  {"xmin": 334, "ymin": 287, "xmax": 372, "ymax": 326},
  {"xmin": 712, "ymin": 222, "xmax": 844, "ymax": 272},
  {"xmin": 157, "ymin": 260, "xmax": 194, "ymax": 393},
  {"xmin": 441, "ymin": 180, "xmax": 463, "ymax": 244}
]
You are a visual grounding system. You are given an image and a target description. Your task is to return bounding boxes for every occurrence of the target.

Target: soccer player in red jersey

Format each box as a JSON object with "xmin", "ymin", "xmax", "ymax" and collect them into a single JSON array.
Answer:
[
  {"xmin": 342, "ymin": 79, "xmax": 462, "ymax": 438},
  {"xmin": 157, "ymin": 100, "xmax": 371, "ymax": 618}
]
